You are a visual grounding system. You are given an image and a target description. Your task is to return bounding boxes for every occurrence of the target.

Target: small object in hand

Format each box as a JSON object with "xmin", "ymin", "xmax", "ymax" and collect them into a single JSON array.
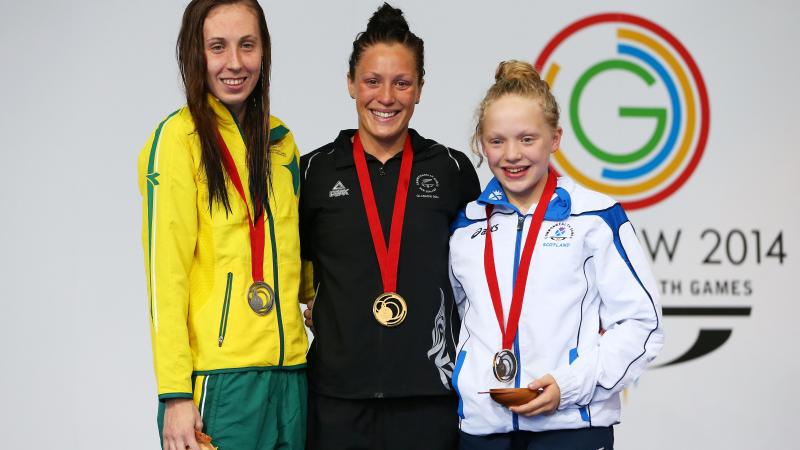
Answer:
[
  {"xmin": 485, "ymin": 387, "xmax": 540, "ymax": 407},
  {"xmin": 195, "ymin": 430, "xmax": 218, "ymax": 450}
]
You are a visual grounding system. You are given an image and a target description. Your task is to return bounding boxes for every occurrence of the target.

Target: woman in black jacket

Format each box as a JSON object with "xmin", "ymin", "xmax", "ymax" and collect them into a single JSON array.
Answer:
[{"xmin": 299, "ymin": 4, "xmax": 480, "ymax": 449}]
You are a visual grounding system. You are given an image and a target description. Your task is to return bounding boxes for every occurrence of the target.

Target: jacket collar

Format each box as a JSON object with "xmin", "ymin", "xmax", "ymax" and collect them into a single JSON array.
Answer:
[
  {"xmin": 208, "ymin": 94, "xmax": 289, "ymax": 143},
  {"xmin": 476, "ymin": 176, "xmax": 572, "ymax": 221},
  {"xmin": 333, "ymin": 128, "xmax": 439, "ymax": 169}
]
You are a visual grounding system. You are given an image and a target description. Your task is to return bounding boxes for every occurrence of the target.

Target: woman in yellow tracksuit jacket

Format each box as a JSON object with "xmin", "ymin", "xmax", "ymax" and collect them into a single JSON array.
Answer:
[{"xmin": 137, "ymin": 1, "xmax": 308, "ymax": 449}]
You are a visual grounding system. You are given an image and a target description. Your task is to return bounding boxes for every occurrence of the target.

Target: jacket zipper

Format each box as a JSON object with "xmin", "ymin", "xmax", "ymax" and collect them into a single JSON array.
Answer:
[
  {"xmin": 225, "ymin": 106, "xmax": 284, "ymax": 361},
  {"xmin": 265, "ymin": 204, "xmax": 285, "ymax": 365},
  {"xmin": 512, "ymin": 213, "xmax": 525, "ymax": 430},
  {"xmin": 218, "ymin": 272, "xmax": 233, "ymax": 347}
]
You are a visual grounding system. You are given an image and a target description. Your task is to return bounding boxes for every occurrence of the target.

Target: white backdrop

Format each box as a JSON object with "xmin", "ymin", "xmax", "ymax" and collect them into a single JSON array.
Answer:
[{"xmin": 1, "ymin": 1, "xmax": 798, "ymax": 448}]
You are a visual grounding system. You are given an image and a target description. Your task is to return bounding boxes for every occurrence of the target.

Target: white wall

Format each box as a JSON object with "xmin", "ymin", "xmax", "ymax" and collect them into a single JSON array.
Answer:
[{"xmin": 0, "ymin": 1, "xmax": 797, "ymax": 448}]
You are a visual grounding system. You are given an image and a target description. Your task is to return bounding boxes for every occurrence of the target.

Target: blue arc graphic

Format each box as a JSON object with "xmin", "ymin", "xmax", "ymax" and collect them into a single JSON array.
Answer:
[{"xmin": 601, "ymin": 43, "xmax": 681, "ymax": 180}]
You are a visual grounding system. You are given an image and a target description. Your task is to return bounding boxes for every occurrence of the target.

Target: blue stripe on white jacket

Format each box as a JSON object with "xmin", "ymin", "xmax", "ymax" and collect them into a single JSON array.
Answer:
[{"xmin": 449, "ymin": 175, "xmax": 663, "ymax": 435}]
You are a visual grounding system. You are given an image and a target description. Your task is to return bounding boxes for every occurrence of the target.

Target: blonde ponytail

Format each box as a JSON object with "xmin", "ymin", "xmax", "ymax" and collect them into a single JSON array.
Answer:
[{"xmin": 471, "ymin": 60, "xmax": 560, "ymax": 164}]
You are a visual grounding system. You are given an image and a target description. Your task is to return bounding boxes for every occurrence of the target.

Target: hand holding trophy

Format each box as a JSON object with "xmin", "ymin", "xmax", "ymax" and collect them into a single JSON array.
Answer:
[{"xmin": 195, "ymin": 431, "xmax": 218, "ymax": 450}]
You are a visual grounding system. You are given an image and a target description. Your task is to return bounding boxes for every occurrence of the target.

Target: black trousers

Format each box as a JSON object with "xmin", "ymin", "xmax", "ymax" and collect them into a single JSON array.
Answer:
[
  {"xmin": 307, "ymin": 391, "xmax": 459, "ymax": 450},
  {"xmin": 459, "ymin": 427, "xmax": 614, "ymax": 450}
]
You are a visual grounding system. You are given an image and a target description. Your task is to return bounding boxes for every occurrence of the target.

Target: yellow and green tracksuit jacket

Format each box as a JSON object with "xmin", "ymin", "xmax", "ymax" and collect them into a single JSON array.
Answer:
[{"xmin": 138, "ymin": 96, "xmax": 308, "ymax": 400}]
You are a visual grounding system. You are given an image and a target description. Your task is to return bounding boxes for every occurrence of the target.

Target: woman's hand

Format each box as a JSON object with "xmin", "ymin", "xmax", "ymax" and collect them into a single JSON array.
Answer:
[
  {"xmin": 303, "ymin": 299, "xmax": 315, "ymax": 330},
  {"xmin": 162, "ymin": 398, "xmax": 203, "ymax": 450},
  {"xmin": 509, "ymin": 374, "xmax": 561, "ymax": 416}
]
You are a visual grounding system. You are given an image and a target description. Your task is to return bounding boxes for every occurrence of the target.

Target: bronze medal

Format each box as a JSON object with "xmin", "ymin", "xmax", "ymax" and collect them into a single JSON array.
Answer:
[
  {"xmin": 247, "ymin": 281, "xmax": 275, "ymax": 316},
  {"xmin": 492, "ymin": 349, "xmax": 518, "ymax": 383},
  {"xmin": 372, "ymin": 292, "xmax": 407, "ymax": 327}
]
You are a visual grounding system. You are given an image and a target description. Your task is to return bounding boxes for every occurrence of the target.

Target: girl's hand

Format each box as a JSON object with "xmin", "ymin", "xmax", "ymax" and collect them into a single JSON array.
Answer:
[
  {"xmin": 509, "ymin": 374, "xmax": 561, "ymax": 416},
  {"xmin": 162, "ymin": 398, "xmax": 203, "ymax": 450}
]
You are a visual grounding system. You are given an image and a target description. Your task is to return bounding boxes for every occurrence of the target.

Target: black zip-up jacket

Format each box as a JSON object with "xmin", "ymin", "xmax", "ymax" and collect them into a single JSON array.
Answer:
[{"xmin": 300, "ymin": 129, "xmax": 481, "ymax": 399}]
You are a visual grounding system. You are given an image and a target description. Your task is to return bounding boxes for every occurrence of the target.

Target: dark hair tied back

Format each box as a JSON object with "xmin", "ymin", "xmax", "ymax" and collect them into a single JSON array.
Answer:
[
  {"xmin": 349, "ymin": 3, "xmax": 425, "ymax": 83},
  {"xmin": 365, "ymin": 4, "xmax": 409, "ymax": 34}
]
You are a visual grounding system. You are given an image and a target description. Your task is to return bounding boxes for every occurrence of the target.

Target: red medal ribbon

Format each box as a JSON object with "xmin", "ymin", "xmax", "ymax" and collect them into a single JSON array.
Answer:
[
  {"xmin": 484, "ymin": 168, "xmax": 558, "ymax": 351},
  {"xmin": 216, "ymin": 132, "xmax": 265, "ymax": 284},
  {"xmin": 352, "ymin": 132, "xmax": 414, "ymax": 293}
]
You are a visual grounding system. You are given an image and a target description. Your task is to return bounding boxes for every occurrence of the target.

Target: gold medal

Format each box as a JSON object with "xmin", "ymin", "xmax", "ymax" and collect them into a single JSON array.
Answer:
[
  {"xmin": 372, "ymin": 292, "xmax": 407, "ymax": 327},
  {"xmin": 354, "ymin": 134, "xmax": 414, "ymax": 329},
  {"xmin": 492, "ymin": 349, "xmax": 518, "ymax": 383},
  {"xmin": 247, "ymin": 281, "xmax": 275, "ymax": 316}
]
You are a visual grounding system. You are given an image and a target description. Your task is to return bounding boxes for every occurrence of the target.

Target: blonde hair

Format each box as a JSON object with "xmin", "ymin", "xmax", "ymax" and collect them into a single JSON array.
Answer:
[{"xmin": 471, "ymin": 60, "xmax": 560, "ymax": 164}]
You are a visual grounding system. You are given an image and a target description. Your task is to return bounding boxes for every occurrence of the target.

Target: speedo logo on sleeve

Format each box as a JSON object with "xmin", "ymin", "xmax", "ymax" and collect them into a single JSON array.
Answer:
[{"xmin": 329, "ymin": 180, "xmax": 349, "ymax": 198}]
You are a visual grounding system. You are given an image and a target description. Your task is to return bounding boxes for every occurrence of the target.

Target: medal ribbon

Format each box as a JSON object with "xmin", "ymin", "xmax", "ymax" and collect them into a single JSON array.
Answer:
[
  {"xmin": 216, "ymin": 132, "xmax": 265, "ymax": 284},
  {"xmin": 484, "ymin": 168, "xmax": 557, "ymax": 351},
  {"xmin": 352, "ymin": 132, "xmax": 414, "ymax": 293}
]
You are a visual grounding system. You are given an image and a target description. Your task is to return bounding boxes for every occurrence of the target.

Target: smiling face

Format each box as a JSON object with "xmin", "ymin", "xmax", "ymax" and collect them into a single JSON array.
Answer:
[
  {"xmin": 482, "ymin": 94, "xmax": 562, "ymax": 212},
  {"xmin": 347, "ymin": 43, "xmax": 422, "ymax": 154},
  {"xmin": 203, "ymin": 3, "xmax": 262, "ymax": 121}
]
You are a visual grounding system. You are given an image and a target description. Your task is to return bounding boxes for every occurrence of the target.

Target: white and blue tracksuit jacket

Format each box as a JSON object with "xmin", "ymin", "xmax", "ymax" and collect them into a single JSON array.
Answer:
[{"xmin": 449, "ymin": 176, "xmax": 663, "ymax": 435}]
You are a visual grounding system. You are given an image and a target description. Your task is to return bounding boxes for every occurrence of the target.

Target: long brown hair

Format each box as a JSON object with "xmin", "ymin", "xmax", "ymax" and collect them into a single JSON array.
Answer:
[{"xmin": 177, "ymin": 0, "xmax": 272, "ymax": 216}]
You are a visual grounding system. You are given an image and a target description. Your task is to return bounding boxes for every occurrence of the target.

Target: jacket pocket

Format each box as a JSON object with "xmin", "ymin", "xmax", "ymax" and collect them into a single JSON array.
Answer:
[{"xmin": 217, "ymin": 272, "xmax": 233, "ymax": 347}]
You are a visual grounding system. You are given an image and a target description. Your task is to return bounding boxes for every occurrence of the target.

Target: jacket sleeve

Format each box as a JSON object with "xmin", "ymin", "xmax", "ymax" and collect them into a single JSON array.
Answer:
[
  {"xmin": 455, "ymin": 150, "xmax": 481, "ymax": 209},
  {"xmin": 298, "ymin": 153, "xmax": 317, "ymax": 304},
  {"xmin": 138, "ymin": 116, "xmax": 198, "ymax": 400},
  {"xmin": 551, "ymin": 205, "xmax": 664, "ymax": 408},
  {"xmin": 448, "ymin": 239, "xmax": 468, "ymax": 320}
]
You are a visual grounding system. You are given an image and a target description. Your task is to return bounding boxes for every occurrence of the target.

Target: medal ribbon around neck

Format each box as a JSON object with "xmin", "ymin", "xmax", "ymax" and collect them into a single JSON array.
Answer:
[
  {"xmin": 484, "ymin": 168, "xmax": 558, "ymax": 352},
  {"xmin": 352, "ymin": 132, "xmax": 414, "ymax": 297},
  {"xmin": 216, "ymin": 131, "xmax": 274, "ymax": 315}
]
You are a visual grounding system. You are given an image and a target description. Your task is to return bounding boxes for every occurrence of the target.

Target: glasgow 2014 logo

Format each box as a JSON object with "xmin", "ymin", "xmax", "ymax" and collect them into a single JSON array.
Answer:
[{"xmin": 535, "ymin": 13, "xmax": 710, "ymax": 210}]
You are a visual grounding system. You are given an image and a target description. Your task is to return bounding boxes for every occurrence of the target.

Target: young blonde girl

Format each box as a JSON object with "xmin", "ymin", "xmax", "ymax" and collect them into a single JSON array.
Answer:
[{"xmin": 448, "ymin": 60, "xmax": 663, "ymax": 449}]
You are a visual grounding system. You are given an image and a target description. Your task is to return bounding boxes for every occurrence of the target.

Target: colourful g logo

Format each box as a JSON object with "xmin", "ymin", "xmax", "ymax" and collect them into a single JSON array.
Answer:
[{"xmin": 535, "ymin": 13, "xmax": 710, "ymax": 210}]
